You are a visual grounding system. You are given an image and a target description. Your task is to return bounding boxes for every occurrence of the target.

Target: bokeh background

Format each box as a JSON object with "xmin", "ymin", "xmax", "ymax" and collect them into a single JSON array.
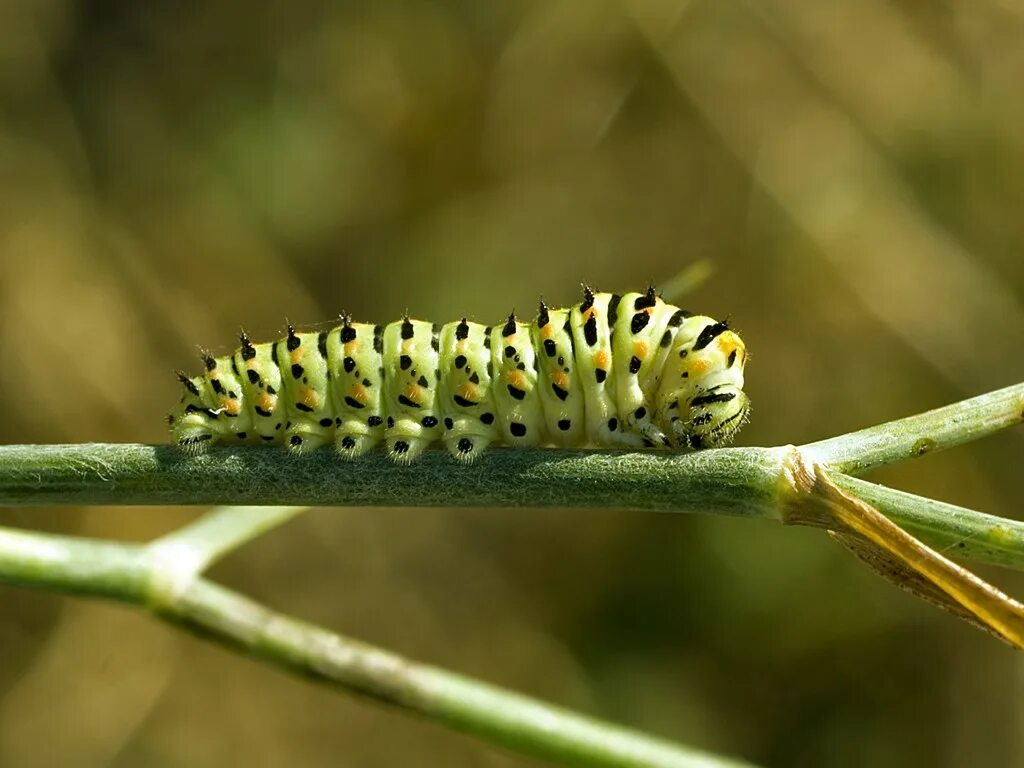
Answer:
[{"xmin": 2, "ymin": 1, "xmax": 1024, "ymax": 766}]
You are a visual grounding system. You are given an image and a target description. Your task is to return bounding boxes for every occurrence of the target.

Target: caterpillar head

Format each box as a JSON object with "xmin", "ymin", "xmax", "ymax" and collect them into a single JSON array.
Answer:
[
  {"xmin": 656, "ymin": 318, "xmax": 750, "ymax": 450},
  {"xmin": 672, "ymin": 386, "xmax": 750, "ymax": 450}
]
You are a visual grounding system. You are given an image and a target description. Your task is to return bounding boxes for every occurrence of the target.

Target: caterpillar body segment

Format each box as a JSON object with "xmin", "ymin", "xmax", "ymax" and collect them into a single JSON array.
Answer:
[
  {"xmin": 276, "ymin": 326, "xmax": 333, "ymax": 451},
  {"xmin": 570, "ymin": 290, "xmax": 625, "ymax": 448},
  {"xmin": 531, "ymin": 303, "xmax": 586, "ymax": 448},
  {"xmin": 237, "ymin": 333, "xmax": 284, "ymax": 443},
  {"xmin": 327, "ymin": 320, "xmax": 386, "ymax": 458},
  {"xmin": 438, "ymin": 319, "xmax": 498, "ymax": 463},
  {"xmin": 613, "ymin": 290, "xmax": 683, "ymax": 448},
  {"xmin": 382, "ymin": 318, "xmax": 442, "ymax": 463},
  {"xmin": 168, "ymin": 287, "xmax": 750, "ymax": 462},
  {"xmin": 492, "ymin": 315, "xmax": 546, "ymax": 450}
]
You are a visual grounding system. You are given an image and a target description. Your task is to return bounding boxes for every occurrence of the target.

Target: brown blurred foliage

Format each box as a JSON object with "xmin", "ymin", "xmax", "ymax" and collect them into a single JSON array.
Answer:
[{"xmin": 2, "ymin": 1, "xmax": 1024, "ymax": 766}]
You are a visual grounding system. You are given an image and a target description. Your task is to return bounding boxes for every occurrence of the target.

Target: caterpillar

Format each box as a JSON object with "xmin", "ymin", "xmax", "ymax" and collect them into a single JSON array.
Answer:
[{"xmin": 168, "ymin": 286, "xmax": 750, "ymax": 463}]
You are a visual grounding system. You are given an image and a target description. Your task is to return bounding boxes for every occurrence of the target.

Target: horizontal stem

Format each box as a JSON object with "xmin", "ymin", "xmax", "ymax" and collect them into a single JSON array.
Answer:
[
  {"xmin": 0, "ymin": 526, "xmax": 754, "ymax": 768},
  {"xmin": 800, "ymin": 382, "xmax": 1024, "ymax": 475},
  {"xmin": 3, "ymin": 442, "xmax": 1024, "ymax": 570},
  {"xmin": 0, "ymin": 443, "xmax": 787, "ymax": 518}
]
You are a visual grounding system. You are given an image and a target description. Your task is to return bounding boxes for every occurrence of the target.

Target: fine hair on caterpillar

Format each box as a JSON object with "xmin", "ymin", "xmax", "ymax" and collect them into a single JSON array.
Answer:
[{"xmin": 168, "ymin": 285, "xmax": 750, "ymax": 463}]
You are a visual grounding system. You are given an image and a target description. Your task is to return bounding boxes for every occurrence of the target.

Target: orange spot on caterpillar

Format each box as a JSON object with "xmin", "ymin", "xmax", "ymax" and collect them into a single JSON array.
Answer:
[
  {"xmin": 458, "ymin": 382, "xmax": 478, "ymax": 401},
  {"xmin": 582, "ymin": 308, "xmax": 595, "ymax": 322},
  {"xmin": 632, "ymin": 341, "xmax": 648, "ymax": 360},
  {"xmin": 541, "ymin": 324, "xmax": 555, "ymax": 340},
  {"xmin": 301, "ymin": 389, "xmax": 318, "ymax": 409},
  {"xmin": 552, "ymin": 371, "xmax": 569, "ymax": 389},
  {"xmin": 506, "ymin": 370, "xmax": 527, "ymax": 390},
  {"xmin": 224, "ymin": 399, "xmax": 241, "ymax": 416},
  {"xmin": 594, "ymin": 350, "xmax": 610, "ymax": 369},
  {"xmin": 690, "ymin": 358, "xmax": 710, "ymax": 376},
  {"xmin": 291, "ymin": 349, "xmax": 302, "ymax": 365},
  {"xmin": 717, "ymin": 334, "xmax": 745, "ymax": 361},
  {"xmin": 258, "ymin": 393, "xmax": 274, "ymax": 413},
  {"xmin": 352, "ymin": 384, "xmax": 369, "ymax": 402},
  {"xmin": 403, "ymin": 383, "xmax": 420, "ymax": 403}
]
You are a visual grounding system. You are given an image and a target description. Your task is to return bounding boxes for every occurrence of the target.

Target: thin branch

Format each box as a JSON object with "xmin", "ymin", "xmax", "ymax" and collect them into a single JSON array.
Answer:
[
  {"xmin": 829, "ymin": 474, "xmax": 1024, "ymax": 571},
  {"xmin": 800, "ymin": 381, "xmax": 1024, "ymax": 475},
  {"xmin": 146, "ymin": 506, "xmax": 308, "ymax": 604},
  {"xmin": 0, "ymin": 525, "xmax": 756, "ymax": 768},
  {"xmin": 0, "ymin": 527, "xmax": 147, "ymax": 601},
  {"xmin": 781, "ymin": 461, "xmax": 1024, "ymax": 649}
]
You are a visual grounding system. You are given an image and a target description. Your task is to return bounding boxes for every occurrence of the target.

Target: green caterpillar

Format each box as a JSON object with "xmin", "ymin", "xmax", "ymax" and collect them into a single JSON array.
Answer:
[{"xmin": 169, "ymin": 286, "xmax": 750, "ymax": 463}]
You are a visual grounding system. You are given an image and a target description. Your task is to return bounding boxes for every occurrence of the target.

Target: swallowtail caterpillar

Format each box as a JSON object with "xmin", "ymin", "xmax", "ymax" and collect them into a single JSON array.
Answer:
[{"xmin": 169, "ymin": 286, "xmax": 750, "ymax": 463}]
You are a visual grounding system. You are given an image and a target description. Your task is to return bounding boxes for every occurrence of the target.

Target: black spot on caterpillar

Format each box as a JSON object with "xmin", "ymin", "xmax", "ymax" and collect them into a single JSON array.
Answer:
[{"xmin": 170, "ymin": 287, "xmax": 750, "ymax": 463}]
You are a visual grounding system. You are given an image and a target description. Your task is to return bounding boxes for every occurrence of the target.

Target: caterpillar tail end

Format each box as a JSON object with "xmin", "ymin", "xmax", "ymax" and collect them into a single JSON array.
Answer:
[{"xmin": 170, "ymin": 412, "xmax": 216, "ymax": 455}]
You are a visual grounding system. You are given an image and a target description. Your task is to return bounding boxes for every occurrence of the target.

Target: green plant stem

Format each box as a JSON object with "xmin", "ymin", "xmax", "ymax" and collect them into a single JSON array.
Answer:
[
  {"xmin": 3, "ymin": 440, "xmax": 1024, "ymax": 571},
  {"xmin": 829, "ymin": 474, "xmax": 1024, "ymax": 570},
  {"xmin": 0, "ymin": 525, "xmax": 754, "ymax": 768},
  {"xmin": 800, "ymin": 381, "xmax": 1024, "ymax": 475},
  {"xmin": 148, "ymin": 505, "xmax": 308, "ymax": 570},
  {"xmin": 0, "ymin": 527, "xmax": 146, "ymax": 601},
  {"xmin": 0, "ymin": 443, "xmax": 787, "ymax": 517}
]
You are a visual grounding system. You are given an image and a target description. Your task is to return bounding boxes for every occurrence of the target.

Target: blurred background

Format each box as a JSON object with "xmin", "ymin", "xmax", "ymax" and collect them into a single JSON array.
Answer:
[{"xmin": 2, "ymin": 0, "xmax": 1024, "ymax": 765}]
